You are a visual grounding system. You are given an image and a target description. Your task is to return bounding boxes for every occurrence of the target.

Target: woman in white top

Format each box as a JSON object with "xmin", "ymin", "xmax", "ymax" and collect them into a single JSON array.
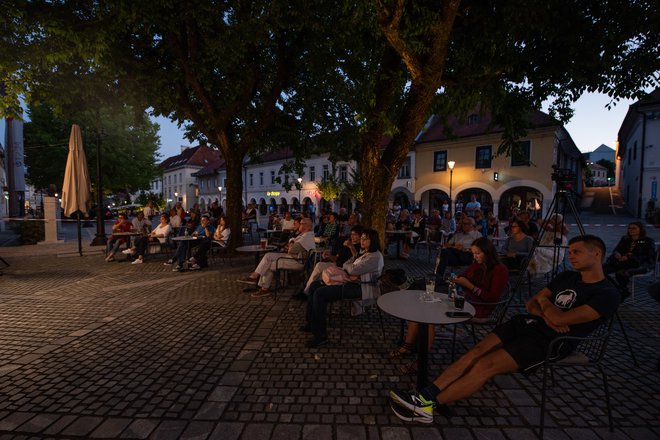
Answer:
[
  {"xmin": 213, "ymin": 215, "xmax": 231, "ymax": 247},
  {"xmin": 125, "ymin": 214, "xmax": 172, "ymax": 264}
]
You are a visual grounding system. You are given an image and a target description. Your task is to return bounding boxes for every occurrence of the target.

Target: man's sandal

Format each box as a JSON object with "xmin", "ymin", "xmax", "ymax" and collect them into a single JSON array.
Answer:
[{"xmin": 388, "ymin": 342, "xmax": 416, "ymax": 359}]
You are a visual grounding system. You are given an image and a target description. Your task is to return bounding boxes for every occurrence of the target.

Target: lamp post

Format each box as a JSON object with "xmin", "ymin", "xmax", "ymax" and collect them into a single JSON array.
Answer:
[
  {"xmin": 297, "ymin": 177, "xmax": 303, "ymax": 211},
  {"xmin": 217, "ymin": 186, "xmax": 222, "ymax": 209},
  {"xmin": 91, "ymin": 128, "xmax": 107, "ymax": 246},
  {"xmin": 448, "ymin": 160, "xmax": 456, "ymax": 214},
  {"xmin": 174, "ymin": 191, "xmax": 178, "ymax": 202}
]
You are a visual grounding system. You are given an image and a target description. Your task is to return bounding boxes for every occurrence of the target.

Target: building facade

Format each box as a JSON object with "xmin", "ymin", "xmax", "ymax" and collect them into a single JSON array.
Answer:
[
  {"xmin": 158, "ymin": 145, "xmax": 221, "ymax": 210},
  {"xmin": 616, "ymin": 89, "xmax": 660, "ymax": 218},
  {"xmin": 414, "ymin": 110, "xmax": 582, "ymax": 219}
]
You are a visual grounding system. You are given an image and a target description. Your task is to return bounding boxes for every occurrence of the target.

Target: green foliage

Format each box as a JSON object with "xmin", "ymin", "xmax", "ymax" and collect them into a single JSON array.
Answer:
[
  {"xmin": 24, "ymin": 103, "xmax": 161, "ymax": 194},
  {"xmin": 343, "ymin": 166, "xmax": 364, "ymax": 203},
  {"xmin": 9, "ymin": 220, "xmax": 44, "ymax": 245},
  {"xmin": 316, "ymin": 174, "xmax": 343, "ymax": 201}
]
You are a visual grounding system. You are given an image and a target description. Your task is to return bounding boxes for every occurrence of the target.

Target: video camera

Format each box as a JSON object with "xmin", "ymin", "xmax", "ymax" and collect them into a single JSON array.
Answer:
[{"xmin": 551, "ymin": 166, "xmax": 575, "ymax": 187}]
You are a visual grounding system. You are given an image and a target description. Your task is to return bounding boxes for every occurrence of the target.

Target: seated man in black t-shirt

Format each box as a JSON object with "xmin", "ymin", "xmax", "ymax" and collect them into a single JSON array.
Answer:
[{"xmin": 389, "ymin": 234, "xmax": 620, "ymax": 424}]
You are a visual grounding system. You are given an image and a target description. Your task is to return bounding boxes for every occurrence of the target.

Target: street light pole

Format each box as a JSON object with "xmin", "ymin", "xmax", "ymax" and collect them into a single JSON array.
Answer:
[
  {"xmin": 91, "ymin": 128, "xmax": 107, "ymax": 246},
  {"xmin": 448, "ymin": 160, "xmax": 456, "ymax": 215},
  {"xmin": 218, "ymin": 186, "xmax": 222, "ymax": 209},
  {"xmin": 297, "ymin": 177, "xmax": 302, "ymax": 211}
]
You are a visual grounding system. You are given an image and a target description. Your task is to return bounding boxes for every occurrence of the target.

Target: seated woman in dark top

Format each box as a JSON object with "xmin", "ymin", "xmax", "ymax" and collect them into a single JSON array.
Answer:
[
  {"xmin": 501, "ymin": 219, "xmax": 534, "ymax": 271},
  {"xmin": 603, "ymin": 221, "xmax": 656, "ymax": 296},
  {"xmin": 389, "ymin": 237, "xmax": 509, "ymax": 373}
]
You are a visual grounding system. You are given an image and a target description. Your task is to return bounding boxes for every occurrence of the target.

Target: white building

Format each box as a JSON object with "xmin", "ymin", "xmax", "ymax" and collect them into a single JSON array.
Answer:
[
  {"xmin": 157, "ymin": 145, "xmax": 221, "ymax": 210},
  {"xmin": 586, "ymin": 161, "xmax": 608, "ymax": 186},
  {"xmin": 616, "ymin": 89, "xmax": 660, "ymax": 218}
]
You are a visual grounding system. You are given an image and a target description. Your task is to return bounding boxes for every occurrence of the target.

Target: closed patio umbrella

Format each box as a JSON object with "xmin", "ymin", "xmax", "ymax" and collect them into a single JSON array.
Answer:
[{"xmin": 61, "ymin": 124, "xmax": 91, "ymax": 256}]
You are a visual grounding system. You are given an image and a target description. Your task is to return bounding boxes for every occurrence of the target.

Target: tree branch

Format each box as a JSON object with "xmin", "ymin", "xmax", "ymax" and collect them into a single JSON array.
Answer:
[{"xmin": 375, "ymin": 0, "xmax": 423, "ymax": 80}]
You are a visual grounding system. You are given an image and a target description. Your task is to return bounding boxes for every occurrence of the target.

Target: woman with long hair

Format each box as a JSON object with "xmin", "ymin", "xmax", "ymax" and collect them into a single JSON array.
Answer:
[
  {"xmin": 301, "ymin": 228, "xmax": 384, "ymax": 348},
  {"xmin": 389, "ymin": 237, "xmax": 509, "ymax": 373},
  {"xmin": 603, "ymin": 221, "xmax": 655, "ymax": 296}
]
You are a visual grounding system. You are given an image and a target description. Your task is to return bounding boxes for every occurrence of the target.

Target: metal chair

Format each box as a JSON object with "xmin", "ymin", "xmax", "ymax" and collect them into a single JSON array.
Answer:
[
  {"xmin": 451, "ymin": 283, "xmax": 513, "ymax": 360},
  {"xmin": 337, "ymin": 271, "xmax": 387, "ymax": 344},
  {"xmin": 538, "ymin": 317, "xmax": 615, "ymax": 438},
  {"xmin": 273, "ymin": 251, "xmax": 319, "ymax": 295},
  {"xmin": 209, "ymin": 241, "xmax": 232, "ymax": 266}
]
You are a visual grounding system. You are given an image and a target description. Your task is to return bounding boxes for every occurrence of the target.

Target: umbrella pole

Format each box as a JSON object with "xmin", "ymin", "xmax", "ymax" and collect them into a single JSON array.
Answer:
[{"xmin": 77, "ymin": 212, "xmax": 83, "ymax": 257}]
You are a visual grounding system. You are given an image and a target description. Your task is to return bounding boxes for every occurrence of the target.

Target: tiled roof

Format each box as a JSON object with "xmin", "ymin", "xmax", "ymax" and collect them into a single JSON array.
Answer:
[
  {"xmin": 159, "ymin": 146, "xmax": 221, "ymax": 171},
  {"xmin": 194, "ymin": 158, "xmax": 226, "ymax": 177},
  {"xmin": 415, "ymin": 109, "xmax": 557, "ymax": 144}
]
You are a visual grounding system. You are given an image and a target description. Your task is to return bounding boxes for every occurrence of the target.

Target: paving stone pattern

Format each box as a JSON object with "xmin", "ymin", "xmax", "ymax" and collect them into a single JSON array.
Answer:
[{"xmin": 0, "ymin": 216, "xmax": 659, "ymax": 439}]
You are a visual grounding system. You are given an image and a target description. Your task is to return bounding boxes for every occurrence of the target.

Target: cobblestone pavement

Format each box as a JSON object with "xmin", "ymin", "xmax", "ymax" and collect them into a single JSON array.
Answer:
[{"xmin": 0, "ymin": 214, "xmax": 659, "ymax": 439}]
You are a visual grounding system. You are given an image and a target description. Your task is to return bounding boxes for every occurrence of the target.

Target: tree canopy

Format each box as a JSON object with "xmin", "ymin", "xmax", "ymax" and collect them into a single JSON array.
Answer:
[
  {"xmin": 24, "ymin": 103, "xmax": 160, "ymax": 194},
  {"xmin": 2, "ymin": 0, "xmax": 659, "ymax": 243}
]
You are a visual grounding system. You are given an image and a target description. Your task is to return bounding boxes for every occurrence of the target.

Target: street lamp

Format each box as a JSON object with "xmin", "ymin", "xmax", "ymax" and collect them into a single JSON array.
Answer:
[
  {"xmin": 218, "ymin": 186, "xmax": 222, "ymax": 207},
  {"xmin": 174, "ymin": 192, "xmax": 178, "ymax": 201},
  {"xmin": 448, "ymin": 160, "xmax": 456, "ymax": 214},
  {"xmin": 297, "ymin": 177, "xmax": 303, "ymax": 210}
]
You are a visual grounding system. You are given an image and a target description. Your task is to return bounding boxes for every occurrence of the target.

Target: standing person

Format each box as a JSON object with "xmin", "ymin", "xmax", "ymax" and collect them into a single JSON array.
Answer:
[
  {"xmin": 465, "ymin": 194, "xmax": 481, "ymax": 218},
  {"xmin": 454, "ymin": 197, "xmax": 464, "ymax": 215},
  {"xmin": 441, "ymin": 200, "xmax": 449, "ymax": 215},
  {"xmin": 143, "ymin": 201, "xmax": 154, "ymax": 221},
  {"xmin": 603, "ymin": 221, "xmax": 655, "ymax": 297},
  {"xmin": 389, "ymin": 235, "xmax": 620, "ymax": 424},
  {"xmin": 105, "ymin": 213, "xmax": 133, "ymax": 262}
]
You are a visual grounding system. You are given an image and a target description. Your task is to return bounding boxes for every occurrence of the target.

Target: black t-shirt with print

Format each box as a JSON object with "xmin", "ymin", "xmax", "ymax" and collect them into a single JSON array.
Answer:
[{"xmin": 546, "ymin": 271, "xmax": 620, "ymax": 338}]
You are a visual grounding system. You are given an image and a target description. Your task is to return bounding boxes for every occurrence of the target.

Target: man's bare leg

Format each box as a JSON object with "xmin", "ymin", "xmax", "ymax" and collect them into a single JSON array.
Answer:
[
  {"xmin": 434, "ymin": 332, "xmax": 505, "ymax": 390},
  {"xmin": 434, "ymin": 347, "xmax": 518, "ymax": 405}
]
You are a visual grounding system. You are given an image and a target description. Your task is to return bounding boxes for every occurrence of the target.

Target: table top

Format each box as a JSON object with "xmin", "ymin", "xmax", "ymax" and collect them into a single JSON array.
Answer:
[
  {"xmin": 386, "ymin": 230, "xmax": 419, "ymax": 237},
  {"xmin": 172, "ymin": 235, "xmax": 200, "ymax": 241},
  {"xmin": 112, "ymin": 231, "xmax": 141, "ymax": 236},
  {"xmin": 378, "ymin": 290, "xmax": 476, "ymax": 325},
  {"xmin": 236, "ymin": 245, "xmax": 277, "ymax": 253}
]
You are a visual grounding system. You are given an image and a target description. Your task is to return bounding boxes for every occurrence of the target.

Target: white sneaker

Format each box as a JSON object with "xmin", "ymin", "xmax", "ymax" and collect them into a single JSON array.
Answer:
[
  {"xmin": 131, "ymin": 258, "xmax": 143, "ymax": 265},
  {"xmin": 191, "ymin": 263, "xmax": 200, "ymax": 270},
  {"xmin": 122, "ymin": 248, "xmax": 134, "ymax": 255},
  {"xmin": 188, "ymin": 257, "xmax": 196, "ymax": 264},
  {"xmin": 164, "ymin": 259, "xmax": 174, "ymax": 265}
]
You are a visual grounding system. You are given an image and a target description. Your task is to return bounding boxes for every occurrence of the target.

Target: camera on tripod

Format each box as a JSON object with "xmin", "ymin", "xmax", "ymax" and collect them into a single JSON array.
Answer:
[{"xmin": 551, "ymin": 165, "xmax": 575, "ymax": 188}]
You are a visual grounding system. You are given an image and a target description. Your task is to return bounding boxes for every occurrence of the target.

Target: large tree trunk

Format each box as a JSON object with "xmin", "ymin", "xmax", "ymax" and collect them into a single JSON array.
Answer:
[{"xmin": 223, "ymin": 154, "xmax": 245, "ymax": 250}]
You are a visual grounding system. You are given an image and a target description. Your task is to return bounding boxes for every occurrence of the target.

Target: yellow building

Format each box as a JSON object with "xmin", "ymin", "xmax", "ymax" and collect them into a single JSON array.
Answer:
[{"xmin": 411, "ymin": 110, "xmax": 582, "ymax": 219}]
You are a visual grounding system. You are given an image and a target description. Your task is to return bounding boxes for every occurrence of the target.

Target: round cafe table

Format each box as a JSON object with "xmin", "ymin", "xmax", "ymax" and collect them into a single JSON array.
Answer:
[
  {"xmin": 172, "ymin": 235, "xmax": 201, "ymax": 269},
  {"xmin": 236, "ymin": 244, "xmax": 277, "ymax": 292},
  {"xmin": 378, "ymin": 290, "xmax": 475, "ymax": 389}
]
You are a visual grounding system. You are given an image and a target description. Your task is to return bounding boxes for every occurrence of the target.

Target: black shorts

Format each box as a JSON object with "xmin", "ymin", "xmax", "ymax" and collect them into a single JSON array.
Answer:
[{"xmin": 493, "ymin": 315, "xmax": 562, "ymax": 374}]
